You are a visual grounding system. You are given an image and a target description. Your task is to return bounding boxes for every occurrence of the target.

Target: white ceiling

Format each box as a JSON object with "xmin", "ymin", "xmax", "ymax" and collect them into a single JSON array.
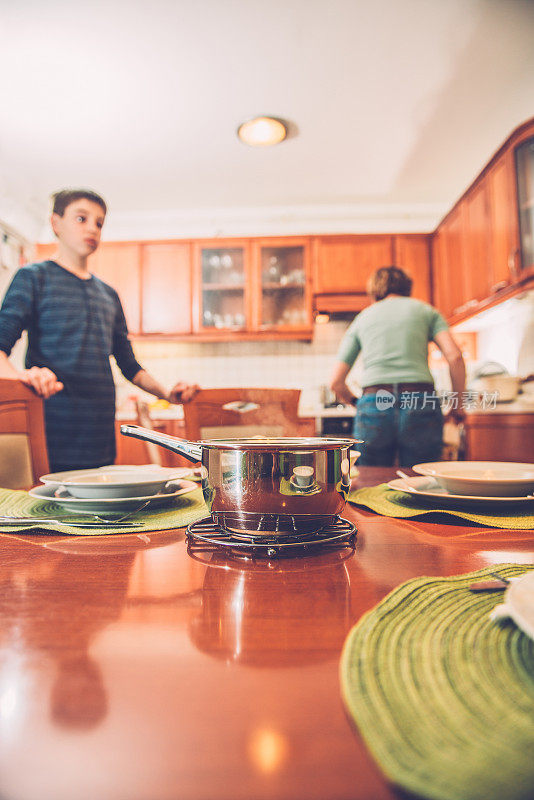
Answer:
[{"xmin": 1, "ymin": 0, "xmax": 533, "ymax": 241}]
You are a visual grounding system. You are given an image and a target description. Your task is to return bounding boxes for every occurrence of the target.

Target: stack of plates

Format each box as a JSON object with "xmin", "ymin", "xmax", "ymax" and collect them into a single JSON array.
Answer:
[
  {"xmin": 30, "ymin": 465, "xmax": 198, "ymax": 513},
  {"xmin": 388, "ymin": 461, "xmax": 534, "ymax": 508}
]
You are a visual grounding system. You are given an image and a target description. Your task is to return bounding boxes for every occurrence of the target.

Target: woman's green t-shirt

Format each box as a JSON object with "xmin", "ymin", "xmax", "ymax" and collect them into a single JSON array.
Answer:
[{"xmin": 336, "ymin": 296, "xmax": 448, "ymax": 387}]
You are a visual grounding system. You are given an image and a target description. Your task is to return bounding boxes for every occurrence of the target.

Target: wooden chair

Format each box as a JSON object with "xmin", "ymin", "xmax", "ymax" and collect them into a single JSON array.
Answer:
[
  {"xmin": 182, "ymin": 388, "xmax": 306, "ymax": 440},
  {"xmin": 134, "ymin": 399, "xmax": 163, "ymax": 465},
  {"xmin": 0, "ymin": 379, "xmax": 50, "ymax": 489}
]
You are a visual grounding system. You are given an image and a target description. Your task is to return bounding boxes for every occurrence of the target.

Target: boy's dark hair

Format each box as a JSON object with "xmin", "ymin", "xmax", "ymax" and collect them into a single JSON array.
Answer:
[
  {"xmin": 51, "ymin": 189, "xmax": 107, "ymax": 216},
  {"xmin": 367, "ymin": 265, "xmax": 413, "ymax": 301}
]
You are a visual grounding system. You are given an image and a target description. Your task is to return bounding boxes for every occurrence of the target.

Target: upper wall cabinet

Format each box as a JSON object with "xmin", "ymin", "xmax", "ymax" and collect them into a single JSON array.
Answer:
[
  {"xmin": 90, "ymin": 243, "xmax": 142, "ymax": 333},
  {"xmin": 141, "ymin": 242, "xmax": 192, "ymax": 334},
  {"xmin": 192, "ymin": 237, "xmax": 313, "ymax": 339},
  {"xmin": 313, "ymin": 235, "xmax": 393, "ymax": 295},
  {"xmin": 432, "ymin": 117, "xmax": 534, "ymax": 322},
  {"xmin": 312, "ymin": 234, "xmax": 431, "ymax": 312},
  {"xmin": 392, "ymin": 234, "xmax": 431, "ymax": 302},
  {"xmin": 515, "ymin": 135, "xmax": 534, "ymax": 278},
  {"xmin": 192, "ymin": 239, "xmax": 251, "ymax": 335},
  {"xmin": 252, "ymin": 238, "xmax": 312, "ymax": 332},
  {"xmin": 486, "ymin": 150, "xmax": 519, "ymax": 292}
]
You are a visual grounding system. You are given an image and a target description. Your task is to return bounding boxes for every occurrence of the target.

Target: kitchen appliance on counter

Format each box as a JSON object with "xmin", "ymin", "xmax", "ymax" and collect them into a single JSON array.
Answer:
[{"xmin": 469, "ymin": 362, "xmax": 522, "ymax": 402}]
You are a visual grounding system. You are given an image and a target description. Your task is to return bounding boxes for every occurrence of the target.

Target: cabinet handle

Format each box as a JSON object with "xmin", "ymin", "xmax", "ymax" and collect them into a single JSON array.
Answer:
[
  {"xmin": 508, "ymin": 249, "xmax": 520, "ymax": 278},
  {"xmin": 490, "ymin": 280, "xmax": 508, "ymax": 293}
]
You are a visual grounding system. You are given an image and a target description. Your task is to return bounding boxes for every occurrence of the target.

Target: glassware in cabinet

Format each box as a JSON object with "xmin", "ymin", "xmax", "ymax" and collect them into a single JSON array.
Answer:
[
  {"xmin": 515, "ymin": 136, "xmax": 534, "ymax": 272},
  {"xmin": 199, "ymin": 246, "xmax": 247, "ymax": 330},
  {"xmin": 257, "ymin": 243, "xmax": 310, "ymax": 328}
]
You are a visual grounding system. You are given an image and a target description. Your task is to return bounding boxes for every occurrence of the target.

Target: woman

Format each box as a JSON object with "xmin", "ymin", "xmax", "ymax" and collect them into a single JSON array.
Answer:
[{"xmin": 330, "ymin": 266, "xmax": 465, "ymax": 467}]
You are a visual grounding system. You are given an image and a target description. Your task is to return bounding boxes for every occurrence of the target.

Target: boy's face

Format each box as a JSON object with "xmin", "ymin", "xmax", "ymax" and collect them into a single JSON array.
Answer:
[{"xmin": 51, "ymin": 199, "xmax": 106, "ymax": 257}]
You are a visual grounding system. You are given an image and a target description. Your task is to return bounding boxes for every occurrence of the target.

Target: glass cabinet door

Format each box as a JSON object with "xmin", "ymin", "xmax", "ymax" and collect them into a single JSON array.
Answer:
[
  {"xmin": 258, "ymin": 244, "xmax": 309, "ymax": 328},
  {"xmin": 516, "ymin": 136, "xmax": 534, "ymax": 271},
  {"xmin": 199, "ymin": 246, "xmax": 247, "ymax": 330}
]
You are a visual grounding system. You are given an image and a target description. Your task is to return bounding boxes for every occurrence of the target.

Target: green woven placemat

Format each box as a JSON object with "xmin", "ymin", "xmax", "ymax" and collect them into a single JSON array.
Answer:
[
  {"xmin": 0, "ymin": 487, "xmax": 209, "ymax": 535},
  {"xmin": 341, "ymin": 565, "xmax": 534, "ymax": 800},
  {"xmin": 348, "ymin": 484, "xmax": 534, "ymax": 529}
]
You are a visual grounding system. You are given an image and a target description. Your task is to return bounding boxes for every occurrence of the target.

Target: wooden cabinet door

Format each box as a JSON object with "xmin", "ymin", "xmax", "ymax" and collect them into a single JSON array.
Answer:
[
  {"xmin": 392, "ymin": 235, "xmax": 431, "ymax": 302},
  {"xmin": 89, "ymin": 243, "xmax": 142, "ymax": 333},
  {"xmin": 141, "ymin": 242, "xmax": 192, "ymax": 334},
  {"xmin": 487, "ymin": 151, "xmax": 519, "ymax": 291},
  {"xmin": 251, "ymin": 237, "xmax": 312, "ymax": 332},
  {"xmin": 432, "ymin": 209, "xmax": 465, "ymax": 318},
  {"xmin": 431, "ymin": 228, "xmax": 454, "ymax": 317},
  {"xmin": 313, "ymin": 235, "xmax": 394, "ymax": 294},
  {"xmin": 464, "ymin": 414, "xmax": 534, "ymax": 462},
  {"xmin": 461, "ymin": 181, "xmax": 492, "ymax": 305},
  {"xmin": 192, "ymin": 239, "xmax": 252, "ymax": 334},
  {"xmin": 34, "ymin": 243, "xmax": 57, "ymax": 262}
]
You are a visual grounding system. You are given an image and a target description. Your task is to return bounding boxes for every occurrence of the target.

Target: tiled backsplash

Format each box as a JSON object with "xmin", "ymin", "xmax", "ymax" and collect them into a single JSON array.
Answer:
[{"xmin": 115, "ymin": 320, "xmax": 359, "ymax": 412}]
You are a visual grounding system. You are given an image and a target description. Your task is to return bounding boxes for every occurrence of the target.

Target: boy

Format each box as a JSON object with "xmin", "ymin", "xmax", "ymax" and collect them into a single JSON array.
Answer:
[{"xmin": 0, "ymin": 188, "xmax": 199, "ymax": 472}]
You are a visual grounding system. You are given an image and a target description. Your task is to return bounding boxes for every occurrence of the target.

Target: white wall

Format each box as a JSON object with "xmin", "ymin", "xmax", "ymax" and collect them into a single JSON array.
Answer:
[{"xmin": 456, "ymin": 289, "xmax": 534, "ymax": 377}]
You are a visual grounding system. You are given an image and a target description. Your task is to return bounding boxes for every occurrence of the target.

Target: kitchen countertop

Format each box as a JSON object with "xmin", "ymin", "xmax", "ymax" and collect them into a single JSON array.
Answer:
[
  {"xmin": 2, "ymin": 466, "xmax": 533, "ymax": 800},
  {"xmin": 464, "ymin": 397, "xmax": 534, "ymax": 414},
  {"xmin": 116, "ymin": 398, "xmax": 534, "ymax": 422}
]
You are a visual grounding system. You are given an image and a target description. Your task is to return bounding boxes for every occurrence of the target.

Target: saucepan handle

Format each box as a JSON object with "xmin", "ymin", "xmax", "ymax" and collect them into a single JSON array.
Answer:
[{"xmin": 120, "ymin": 424, "xmax": 203, "ymax": 463}]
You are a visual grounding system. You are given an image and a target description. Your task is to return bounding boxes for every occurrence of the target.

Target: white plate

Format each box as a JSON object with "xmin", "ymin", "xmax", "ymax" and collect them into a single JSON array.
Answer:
[
  {"xmin": 388, "ymin": 476, "xmax": 534, "ymax": 506},
  {"xmin": 39, "ymin": 465, "xmax": 197, "ymax": 499},
  {"xmin": 491, "ymin": 571, "xmax": 534, "ymax": 640},
  {"xmin": 29, "ymin": 480, "xmax": 198, "ymax": 514},
  {"xmin": 412, "ymin": 461, "xmax": 534, "ymax": 497}
]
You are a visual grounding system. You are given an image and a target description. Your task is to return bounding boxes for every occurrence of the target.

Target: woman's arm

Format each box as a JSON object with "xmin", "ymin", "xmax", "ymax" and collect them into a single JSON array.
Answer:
[
  {"xmin": 330, "ymin": 361, "xmax": 358, "ymax": 405},
  {"xmin": 434, "ymin": 330, "xmax": 466, "ymax": 420}
]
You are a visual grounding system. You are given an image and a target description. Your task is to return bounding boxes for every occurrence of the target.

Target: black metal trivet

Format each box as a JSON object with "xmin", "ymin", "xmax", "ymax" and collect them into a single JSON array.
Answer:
[{"xmin": 186, "ymin": 515, "xmax": 357, "ymax": 558}]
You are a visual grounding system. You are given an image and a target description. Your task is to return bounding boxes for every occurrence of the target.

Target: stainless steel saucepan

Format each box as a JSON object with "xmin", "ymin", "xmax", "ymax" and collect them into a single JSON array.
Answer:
[{"xmin": 120, "ymin": 425, "xmax": 356, "ymax": 537}]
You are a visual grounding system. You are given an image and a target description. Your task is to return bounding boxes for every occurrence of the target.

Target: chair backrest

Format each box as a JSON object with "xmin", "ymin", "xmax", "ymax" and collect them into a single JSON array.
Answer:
[
  {"xmin": 0, "ymin": 379, "xmax": 50, "ymax": 489},
  {"xmin": 182, "ymin": 388, "xmax": 302, "ymax": 440},
  {"xmin": 134, "ymin": 399, "xmax": 163, "ymax": 465}
]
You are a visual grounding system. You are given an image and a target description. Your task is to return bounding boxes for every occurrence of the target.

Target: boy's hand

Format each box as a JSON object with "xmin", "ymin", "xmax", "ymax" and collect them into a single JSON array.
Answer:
[
  {"xmin": 167, "ymin": 381, "xmax": 200, "ymax": 404},
  {"xmin": 20, "ymin": 367, "xmax": 63, "ymax": 398}
]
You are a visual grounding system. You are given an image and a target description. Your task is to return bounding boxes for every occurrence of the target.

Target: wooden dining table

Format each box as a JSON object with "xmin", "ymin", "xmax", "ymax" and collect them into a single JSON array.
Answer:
[{"xmin": 0, "ymin": 466, "xmax": 532, "ymax": 800}]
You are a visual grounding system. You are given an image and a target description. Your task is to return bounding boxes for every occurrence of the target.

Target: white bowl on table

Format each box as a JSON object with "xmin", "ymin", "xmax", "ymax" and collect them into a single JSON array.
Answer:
[
  {"xmin": 40, "ymin": 466, "xmax": 187, "ymax": 499},
  {"xmin": 412, "ymin": 461, "xmax": 534, "ymax": 497}
]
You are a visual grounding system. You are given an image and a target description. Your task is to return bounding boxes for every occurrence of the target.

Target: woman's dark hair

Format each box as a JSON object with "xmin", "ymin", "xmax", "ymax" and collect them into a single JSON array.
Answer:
[
  {"xmin": 51, "ymin": 189, "xmax": 107, "ymax": 216},
  {"xmin": 367, "ymin": 266, "xmax": 413, "ymax": 301}
]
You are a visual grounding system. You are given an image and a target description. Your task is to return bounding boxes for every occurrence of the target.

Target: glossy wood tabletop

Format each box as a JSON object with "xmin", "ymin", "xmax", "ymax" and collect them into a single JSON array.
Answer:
[{"xmin": 0, "ymin": 467, "xmax": 533, "ymax": 800}]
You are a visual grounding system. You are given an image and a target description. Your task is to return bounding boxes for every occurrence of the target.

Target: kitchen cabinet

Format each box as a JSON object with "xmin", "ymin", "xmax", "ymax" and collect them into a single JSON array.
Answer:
[
  {"xmin": 432, "ymin": 208, "xmax": 465, "ymax": 318},
  {"xmin": 460, "ymin": 180, "xmax": 492, "ymax": 307},
  {"xmin": 252, "ymin": 238, "xmax": 312, "ymax": 331},
  {"xmin": 487, "ymin": 151, "xmax": 519, "ymax": 292},
  {"xmin": 192, "ymin": 237, "xmax": 313, "ymax": 338},
  {"xmin": 90, "ymin": 243, "xmax": 142, "ymax": 333},
  {"xmin": 313, "ymin": 235, "xmax": 393, "ymax": 305},
  {"xmin": 141, "ymin": 242, "xmax": 192, "ymax": 334},
  {"xmin": 463, "ymin": 413, "xmax": 534, "ymax": 463},
  {"xmin": 392, "ymin": 234, "xmax": 431, "ymax": 302},
  {"xmin": 515, "ymin": 135, "xmax": 534, "ymax": 278},
  {"xmin": 192, "ymin": 239, "xmax": 251, "ymax": 334},
  {"xmin": 312, "ymin": 234, "xmax": 431, "ymax": 312},
  {"xmin": 431, "ymin": 117, "xmax": 534, "ymax": 323}
]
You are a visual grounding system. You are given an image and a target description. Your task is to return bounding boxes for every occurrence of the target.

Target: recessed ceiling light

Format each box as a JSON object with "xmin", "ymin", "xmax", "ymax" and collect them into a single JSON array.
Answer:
[{"xmin": 237, "ymin": 116, "xmax": 288, "ymax": 147}]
